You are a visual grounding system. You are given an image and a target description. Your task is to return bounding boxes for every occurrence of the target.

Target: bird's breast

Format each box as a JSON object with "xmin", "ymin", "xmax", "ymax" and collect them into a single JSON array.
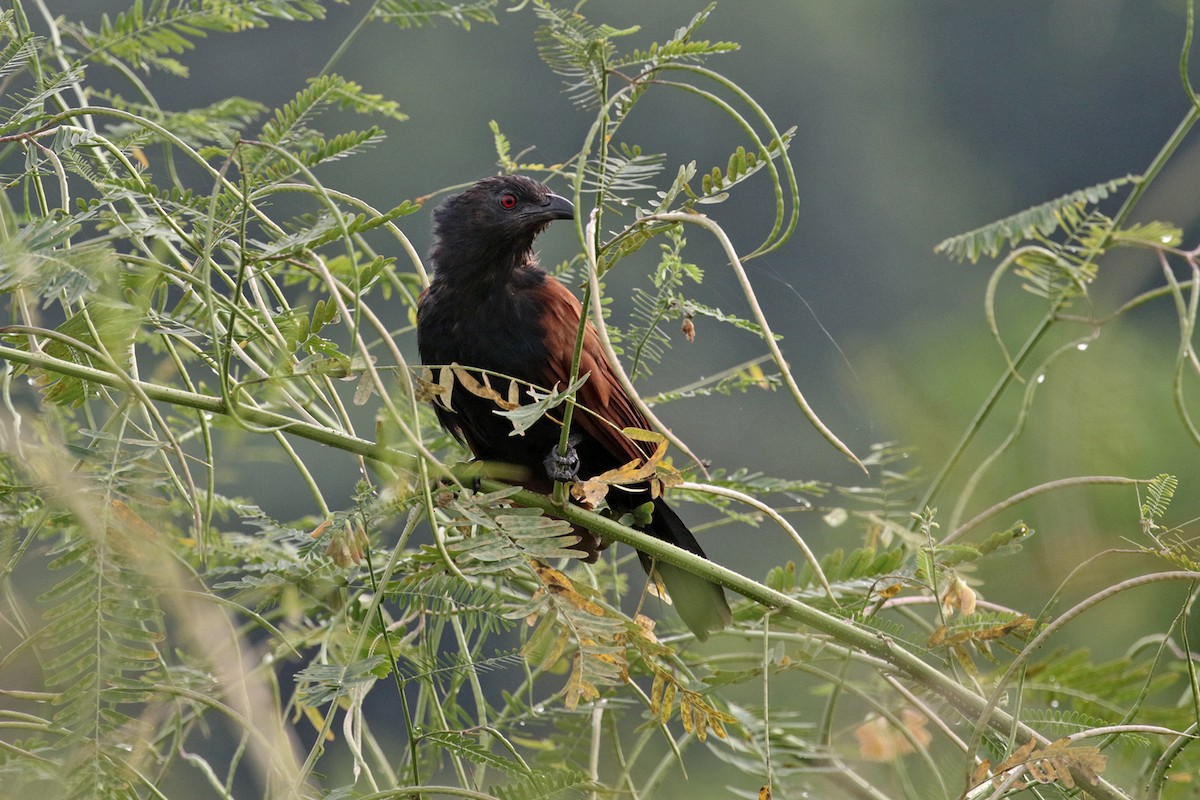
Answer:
[{"xmin": 418, "ymin": 281, "xmax": 548, "ymax": 386}]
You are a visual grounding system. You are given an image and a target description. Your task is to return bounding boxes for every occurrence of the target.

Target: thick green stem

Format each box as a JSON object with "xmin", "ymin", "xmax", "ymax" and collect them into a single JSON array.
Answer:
[
  {"xmin": 0, "ymin": 341, "xmax": 409, "ymax": 468},
  {"xmin": 490, "ymin": 477, "xmax": 1135, "ymax": 800}
]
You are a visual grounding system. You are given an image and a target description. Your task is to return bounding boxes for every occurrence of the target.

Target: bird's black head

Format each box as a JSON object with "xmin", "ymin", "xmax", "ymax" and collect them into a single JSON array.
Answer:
[{"xmin": 430, "ymin": 175, "xmax": 574, "ymax": 279}]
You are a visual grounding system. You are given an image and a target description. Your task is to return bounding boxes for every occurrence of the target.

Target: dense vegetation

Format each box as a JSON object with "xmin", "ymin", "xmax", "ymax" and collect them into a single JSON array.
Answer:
[{"xmin": 0, "ymin": 2, "xmax": 1198, "ymax": 799}]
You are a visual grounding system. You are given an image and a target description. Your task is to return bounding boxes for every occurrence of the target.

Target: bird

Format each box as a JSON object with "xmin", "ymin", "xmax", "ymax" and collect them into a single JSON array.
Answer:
[{"xmin": 416, "ymin": 174, "xmax": 731, "ymax": 640}]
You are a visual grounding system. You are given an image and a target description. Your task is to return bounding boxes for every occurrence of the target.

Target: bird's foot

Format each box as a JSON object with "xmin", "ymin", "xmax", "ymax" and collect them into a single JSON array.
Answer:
[{"xmin": 544, "ymin": 434, "xmax": 582, "ymax": 482}]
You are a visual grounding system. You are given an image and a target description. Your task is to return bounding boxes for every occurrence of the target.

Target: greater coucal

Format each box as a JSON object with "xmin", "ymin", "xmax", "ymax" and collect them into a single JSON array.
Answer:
[{"xmin": 417, "ymin": 175, "xmax": 731, "ymax": 640}]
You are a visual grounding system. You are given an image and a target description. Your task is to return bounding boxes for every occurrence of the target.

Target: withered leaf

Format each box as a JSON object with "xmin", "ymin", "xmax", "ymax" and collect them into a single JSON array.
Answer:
[
  {"xmin": 569, "ymin": 428, "xmax": 675, "ymax": 507},
  {"xmin": 564, "ymin": 652, "xmax": 599, "ymax": 710},
  {"xmin": 452, "ymin": 364, "xmax": 518, "ymax": 410}
]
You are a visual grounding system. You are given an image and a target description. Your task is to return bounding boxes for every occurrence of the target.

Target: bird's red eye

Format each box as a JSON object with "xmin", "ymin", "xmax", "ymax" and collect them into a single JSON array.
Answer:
[{"xmin": 499, "ymin": 193, "xmax": 517, "ymax": 209}]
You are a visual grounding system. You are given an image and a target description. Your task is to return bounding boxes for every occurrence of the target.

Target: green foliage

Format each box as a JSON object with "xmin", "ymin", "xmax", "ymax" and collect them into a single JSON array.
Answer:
[
  {"xmin": 69, "ymin": 0, "xmax": 328, "ymax": 76},
  {"xmin": 491, "ymin": 768, "xmax": 596, "ymax": 800},
  {"xmin": 765, "ymin": 546, "xmax": 906, "ymax": 599},
  {"xmin": 43, "ymin": 523, "xmax": 164, "ymax": 757},
  {"xmin": 1140, "ymin": 473, "xmax": 1178, "ymax": 524},
  {"xmin": 294, "ymin": 656, "xmax": 390, "ymax": 706},
  {"xmin": 625, "ymin": 226, "xmax": 700, "ymax": 377},
  {"xmin": 443, "ymin": 487, "xmax": 583, "ymax": 570},
  {"xmin": 534, "ymin": 1, "xmax": 635, "ymax": 108},
  {"xmin": 695, "ymin": 136, "xmax": 794, "ymax": 200},
  {"xmin": 611, "ymin": 3, "xmax": 739, "ymax": 72},
  {"xmin": 371, "ymin": 0, "xmax": 500, "ymax": 30},
  {"xmin": 246, "ymin": 74, "xmax": 405, "ymax": 184},
  {"xmin": 1025, "ymin": 648, "xmax": 1181, "ymax": 719},
  {"xmin": 0, "ymin": 3, "xmax": 1198, "ymax": 800},
  {"xmin": 934, "ymin": 174, "xmax": 1136, "ymax": 263}
]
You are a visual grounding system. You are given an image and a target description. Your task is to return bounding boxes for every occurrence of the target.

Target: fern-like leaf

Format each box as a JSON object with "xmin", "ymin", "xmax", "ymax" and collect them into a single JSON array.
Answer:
[
  {"xmin": 263, "ymin": 200, "xmax": 419, "ymax": 259},
  {"xmin": 73, "ymin": 0, "xmax": 327, "ymax": 76},
  {"xmin": 422, "ymin": 731, "xmax": 532, "ymax": 776},
  {"xmin": 0, "ymin": 30, "xmax": 38, "ymax": 81},
  {"xmin": 491, "ymin": 767, "xmax": 596, "ymax": 800},
  {"xmin": 623, "ymin": 225, "xmax": 700, "ymax": 378},
  {"xmin": 685, "ymin": 299, "xmax": 776, "ymax": 338},
  {"xmin": 626, "ymin": 287, "xmax": 673, "ymax": 378},
  {"xmin": 0, "ymin": 65, "xmax": 83, "ymax": 135},
  {"xmin": 1140, "ymin": 473, "xmax": 1177, "ymax": 524},
  {"xmin": 649, "ymin": 358, "xmax": 782, "ymax": 403},
  {"xmin": 259, "ymin": 75, "xmax": 403, "ymax": 150},
  {"xmin": 391, "ymin": 572, "xmax": 513, "ymax": 638},
  {"xmin": 1023, "ymin": 708, "xmax": 1150, "ymax": 748},
  {"xmin": 935, "ymin": 174, "xmax": 1138, "ymax": 263},
  {"xmin": 370, "ymin": 0, "xmax": 499, "ymax": 30},
  {"xmin": 612, "ymin": 3, "xmax": 738, "ymax": 72},
  {"xmin": 767, "ymin": 546, "xmax": 906, "ymax": 596},
  {"xmin": 583, "ymin": 143, "xmax": 666, "ymax": 200},
  {"xmin": 694, "ymin": 136, "xmax": 793, "ymax": 201},
  {"xmin": 1025, "ymin": 649, "xmax": 1178, "ymax": 718},
  {"xmin": 38, "ymin": 501, "xmax": 167, "ymax": 799},
  {"xmin": 401, "ymin": 649, "xmax": 528, "ymax": 690},
  {"xmin": 512, "ymin": 562, "xmax": 633, "ymax": 708},
  {"xmin": 535, "ymin": 3, "xmax": 637, "ymax": 108},
  {"xmin": 97, "ymin": 93, "xmax": 267, "ymax": 149},
  {"xmin": 1111, "ymin": 220, "xmax": 1184, "ymax": 249},
  {"xmin": 442, "ymin": 487, "xmax": 584, "ymax": 572},
  {"xmin": 294, "ymin": 656, "xmax": 389, "ymax": 706}
]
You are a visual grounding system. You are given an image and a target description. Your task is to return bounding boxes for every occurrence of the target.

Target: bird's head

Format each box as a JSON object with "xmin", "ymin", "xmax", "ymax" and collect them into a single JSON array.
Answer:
[{"xmin": 430, "ymin": 175, "xmax": 574, "ymax": 276}]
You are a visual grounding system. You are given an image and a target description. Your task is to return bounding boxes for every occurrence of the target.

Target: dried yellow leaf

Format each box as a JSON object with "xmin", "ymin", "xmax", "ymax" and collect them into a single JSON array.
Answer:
[
  {"xmin": 570, "ymin": 475, "xmax": 612, "ymax": 508},
  {"xmin": 680, "ymin": 695, "xmax": 695, "ymax": 735},
  {"xmin": 709, "ymin": 715, "xmax": 727, "ymax": 740},
  {"xmin": 660, "ymin": 682, "xmax": 676, "ymax": 725},
  {"xmin": 452, "ymin": 365, "xmax": 516, "ymax": 409},
  {"xmin": 564, "ymin": 652, "xmax": 599, "ymax": 710},
  {"xmin": 971, "ymin": 759, "xmax": 991, "ymax": 787},
  {"xmin": 436, "ymin": 365, "xmax": 456, "ymax": 410},
  {"xmin": 941, "ymin": 575, "xmax": 977, "ymax": 616},
  {"xmin": 877, "ymin": 582, "xmax": 904, "ymax": 600},
  {"xmin": 650, "ymin": 672, "xmax": 665, "ymax": 715}
]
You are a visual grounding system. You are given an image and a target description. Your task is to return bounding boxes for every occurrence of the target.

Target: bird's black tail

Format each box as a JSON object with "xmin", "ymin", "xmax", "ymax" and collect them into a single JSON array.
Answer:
[{"xmin": 636, "ymin": 497, "xmax": 731, "ymax": 641}]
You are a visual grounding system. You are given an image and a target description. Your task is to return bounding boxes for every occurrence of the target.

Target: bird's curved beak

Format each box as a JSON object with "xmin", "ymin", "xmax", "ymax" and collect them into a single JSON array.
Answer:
[{"xmin": 542, "ymin": 193, "xmax": 574, "ymax": 221}]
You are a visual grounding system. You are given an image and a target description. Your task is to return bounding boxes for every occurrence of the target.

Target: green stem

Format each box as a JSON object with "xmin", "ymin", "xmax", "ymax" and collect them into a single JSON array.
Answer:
[
  {"xmin": 0, "ymin": 340, "xmax": 407, "ymax": 466},
  {"xmin": 655, "ymin": 64, "xmax": 799, "ymax": 258},
  {"xmin": 944, "ymin": 475, "xmax": 1146, "ymax": 544},
  {"xmin": 553, "ymin": 69, "xmax": 612, "ymax": 506},
  {"xmin": 653, "ymin": 211, "xmax": 864, "ymax": 471},
  {"xmin": 318, "ymin": 0, "xmax": 381, "ymax": 77}
]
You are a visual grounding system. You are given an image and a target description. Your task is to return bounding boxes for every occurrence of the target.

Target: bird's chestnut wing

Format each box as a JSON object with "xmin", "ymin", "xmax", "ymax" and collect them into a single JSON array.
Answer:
[{"xmin": 533, "ymin": 277, "xmax": 654, "ymax": 465}]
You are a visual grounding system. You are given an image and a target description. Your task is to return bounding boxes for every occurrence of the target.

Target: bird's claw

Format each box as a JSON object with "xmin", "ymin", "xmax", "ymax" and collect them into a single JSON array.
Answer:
[{"xmin": 544, "ymin": 434, "xmax": 581, "ymax": 482}]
